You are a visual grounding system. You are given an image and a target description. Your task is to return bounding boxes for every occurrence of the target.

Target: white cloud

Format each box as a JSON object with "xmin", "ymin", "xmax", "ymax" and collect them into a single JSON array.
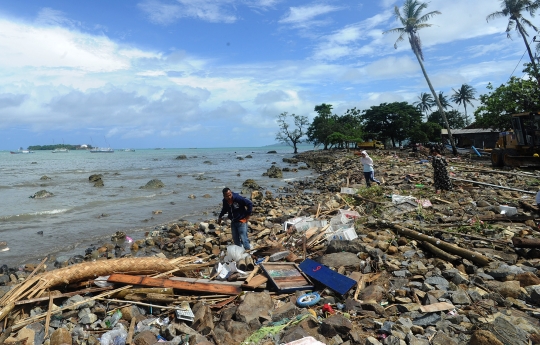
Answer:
[
  {"xmin": 138, "ymin": 0, "xmax": 237, "ymax": 24},
  {"xmin": 279, "ymin": 4, "xmax": 341, "ymax": 26}
]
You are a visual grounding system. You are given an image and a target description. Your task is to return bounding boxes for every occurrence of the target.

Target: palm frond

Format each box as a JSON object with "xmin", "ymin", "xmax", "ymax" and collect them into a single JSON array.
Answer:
[
  {"xmin": 417, "ymin": 11, "xmax": 441, "ymax": 24},
  {"xmin": 486, "ymin": 11, "xmax": 505, "ymax": 22},
  {"xmin": 520, "ymin": 17, "xmax": 538, "ymax": 32}
]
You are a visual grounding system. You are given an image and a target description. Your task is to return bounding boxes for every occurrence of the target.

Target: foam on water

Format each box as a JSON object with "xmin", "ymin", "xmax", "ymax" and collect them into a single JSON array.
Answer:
[{"xmin": 0, "ymin": 146, "xmax": 317, "ymax": 267}]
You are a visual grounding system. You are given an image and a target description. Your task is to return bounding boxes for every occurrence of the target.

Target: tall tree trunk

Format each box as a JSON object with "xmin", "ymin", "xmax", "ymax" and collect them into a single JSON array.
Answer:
[
  {"xmin": 516, "ymin": 21, "xmax": 540, "ymax": 85},
  {"xmin": 464, "ymin": 103, "xmax": 469, "ymax": 126},
  {"xmin": 410, "ymin": 41, "xmax": 458, "ymax": 155}
]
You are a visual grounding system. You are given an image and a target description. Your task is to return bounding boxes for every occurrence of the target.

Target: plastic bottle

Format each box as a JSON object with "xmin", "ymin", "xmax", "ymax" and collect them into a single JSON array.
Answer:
[
  {"xmin": 105, "ymin": 310, "xmax": 122, "ymax": 328},
  {"xmin": 100, "ymin": 325, "xmax": 127, "ymax": 345}
]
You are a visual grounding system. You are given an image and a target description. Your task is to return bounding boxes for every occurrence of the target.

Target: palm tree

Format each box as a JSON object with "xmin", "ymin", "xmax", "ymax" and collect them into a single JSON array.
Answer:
[
  {"xmin": 450, "ymin": 84, "xmax": 476, "ymax": 126},
  {"xmin": 413, "ymin": 92, "xmax": 435, "ymax": 120},
  {"xmin": 487, "ymin": 0, "xmax": 540, "ymax": 83},
  {"xmin": 437, "ymin": 91, "xmax": 453, "ymax": 110},
  {"xmin": 383, "ymin": 0, "xmax": 458, "ymax": 155}
]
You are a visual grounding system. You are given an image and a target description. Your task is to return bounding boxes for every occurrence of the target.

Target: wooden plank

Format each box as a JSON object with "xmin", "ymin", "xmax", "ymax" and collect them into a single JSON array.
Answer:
[
  {"xmin": 169, "ymin": 277, "xmax": 243, "ymax": 286},
  {"xmin": 245, "ymin": 256, "xmax": 269, "ymax": 284},
  {"xmin": 260, "ymin": 262, "xmax": 314, "ymax": 293},
  {"xmin": 44, "ymin": 293, "xmax": 54, "ymax": 338},
  {"xmin": 126, "ymin": 318, "xmax": 136, "ymax": 345},
  {"xmin": 242, "ymin": 275, "xmax": 268, "ymax": 289},
  {"xmin": 209, "ymin": 295, "xmax": 237, "ymax": 309},
  {"xmin": 15, "ymin": 286, "xmax": 114, "ymax": 305},
  {"xmin": 419, "ymin": 302, "xmax": 455, "ymax": 313},
  {"xmin": 299, "ymin": 259, "xmax": 357, "ymax": 295},
  {"xmin": 107, "ymin": 274, "xmax": 241, "ymax": 295}
]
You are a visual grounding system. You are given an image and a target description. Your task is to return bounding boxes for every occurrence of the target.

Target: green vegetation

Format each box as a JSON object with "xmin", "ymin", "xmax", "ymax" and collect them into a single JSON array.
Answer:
[{"xmin": 274, "ymin": 0, "xmax": 540, "ymax": 152}]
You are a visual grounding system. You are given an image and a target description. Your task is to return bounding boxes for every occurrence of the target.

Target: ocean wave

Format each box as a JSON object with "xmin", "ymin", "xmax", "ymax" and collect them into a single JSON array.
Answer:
[{"xmin": 0, "ymin": 208, "xmax": 70, "ymax": 221}]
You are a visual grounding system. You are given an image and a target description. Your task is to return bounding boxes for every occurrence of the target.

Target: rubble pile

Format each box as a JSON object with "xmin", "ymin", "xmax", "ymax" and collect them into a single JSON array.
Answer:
[{"xmin": 2, "ymin": 149, "xmax": 540, "ymax": 345}]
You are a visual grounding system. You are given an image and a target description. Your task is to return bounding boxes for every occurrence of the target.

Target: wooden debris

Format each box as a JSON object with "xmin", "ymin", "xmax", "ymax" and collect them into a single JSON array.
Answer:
[
  {"xmin": 383, "ymin": 222, "xmax": 491, "ymax": 266},
  {"xmin": 242, "ymin": 274, "xmax": 268, "ymax": 289},
  {"xmin": 420, "ymin": 302, "xmax": 456, "ymax": 313},
  {"xmin": 107, "ymin": 274, "xmax": 242, "ymax": 295}
]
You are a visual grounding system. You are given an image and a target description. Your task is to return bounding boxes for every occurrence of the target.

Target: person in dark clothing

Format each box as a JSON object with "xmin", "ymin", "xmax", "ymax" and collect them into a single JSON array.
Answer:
[
  {"xmin": 218, "ymin": 187, "xmax": 253, "ymax": 249},
  {"xmin": 430, "ymin": 147, "xmax": 453, "ymax": 193}
]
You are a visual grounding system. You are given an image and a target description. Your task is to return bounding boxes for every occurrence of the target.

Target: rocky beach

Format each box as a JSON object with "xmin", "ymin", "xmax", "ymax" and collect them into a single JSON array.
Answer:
[{"xmin": 2, "ymin": 148, "xmax": 540, "ymax": 345}]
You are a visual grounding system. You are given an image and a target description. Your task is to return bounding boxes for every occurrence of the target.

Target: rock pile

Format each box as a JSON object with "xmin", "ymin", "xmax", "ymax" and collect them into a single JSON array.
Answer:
[{"xmin": 3, "ymin": 149, "xmax": 540, "ymax": 345}]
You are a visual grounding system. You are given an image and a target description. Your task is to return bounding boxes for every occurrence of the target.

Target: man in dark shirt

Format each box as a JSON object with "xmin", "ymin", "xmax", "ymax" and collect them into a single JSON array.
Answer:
[{"xmin": 218, "ymin": 187, "xmax": 253, "ymax": 249}]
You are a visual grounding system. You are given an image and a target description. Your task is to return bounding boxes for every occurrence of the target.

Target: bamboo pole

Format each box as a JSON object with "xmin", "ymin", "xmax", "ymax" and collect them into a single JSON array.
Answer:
[{"xmin": 450, "ymin": 177, "xmax": 535, "ymax": 194}]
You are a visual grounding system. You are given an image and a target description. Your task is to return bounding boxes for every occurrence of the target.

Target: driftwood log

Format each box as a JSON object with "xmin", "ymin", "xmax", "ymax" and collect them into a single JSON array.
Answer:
[
  {"xmin": 512, "ymin": 237, "xmax": 540, "ymax": 248},
  {"xmin": 381, "ymin": 222, "xmax": 491, "ymax": 266}
]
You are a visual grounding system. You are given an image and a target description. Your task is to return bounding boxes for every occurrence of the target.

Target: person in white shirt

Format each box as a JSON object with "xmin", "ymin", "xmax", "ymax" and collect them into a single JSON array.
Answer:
[{"xmin": 359, "ymin": 150, "xmax": 381, "ymax": 187}]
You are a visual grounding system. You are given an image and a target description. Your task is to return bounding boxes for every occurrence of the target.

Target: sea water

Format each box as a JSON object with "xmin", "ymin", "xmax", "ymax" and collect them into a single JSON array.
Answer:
[{"xmin": 0, "ymin": 146, "xmax": 316, "ymax": 267}]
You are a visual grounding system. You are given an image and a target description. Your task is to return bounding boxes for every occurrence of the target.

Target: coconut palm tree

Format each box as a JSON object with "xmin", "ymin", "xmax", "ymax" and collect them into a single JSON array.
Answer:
[
  {"xmin": 383, "ymin": 0, "xmax": 458, "ymax": 155},
  {"xmin": 450, "ymin": 84, "xmax": 476, "ymax": 126},
  {"xmin": 413, "ymin": 92, "xmax": 435, "ymax": 120},
  {"xmin": 487, "ymin": 0, "xmax": 540, "ymax": 83},
  {"xmin": 437, "ymin": 91, "xmax": 453, "ymax": 110}
]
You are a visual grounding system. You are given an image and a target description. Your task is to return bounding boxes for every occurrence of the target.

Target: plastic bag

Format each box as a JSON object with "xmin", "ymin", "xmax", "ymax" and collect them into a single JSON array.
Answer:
[
  {"xmin": 94, "ymin": 276, "xmax": 114, "ymax": 288},
  {"xmin": 100, "ymin": 324, "xmax": 127, "ymax": 345},
  {"xmin": 391, "ymin": 194, "xmax": 416, "ymax": 205},
  {"xmin": 226, "ymin": 245, "xmax": 245, "ymax": 262}
]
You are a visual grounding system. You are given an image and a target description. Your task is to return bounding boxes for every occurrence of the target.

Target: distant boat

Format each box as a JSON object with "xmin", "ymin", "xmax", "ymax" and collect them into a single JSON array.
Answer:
[
  {"xmin": 122, "ymin": 148, "xmax": 135, "ymax": 152},
  {"xmin": 90, "ymin": 147, "xmax": 114, "ymax": 153},
  {"xmin": 52, "ymin": 148, "xmax": 69, "ymax": 153},
  {"xmin": 11, "ymin": 147, "xmax": 34, "ymax": 154}
]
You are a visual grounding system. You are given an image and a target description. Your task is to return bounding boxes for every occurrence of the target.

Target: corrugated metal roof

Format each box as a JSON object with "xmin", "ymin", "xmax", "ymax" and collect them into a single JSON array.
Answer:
[{"xmin": 443, "ymin": 128, "xmax": 497, "ymax": 135}]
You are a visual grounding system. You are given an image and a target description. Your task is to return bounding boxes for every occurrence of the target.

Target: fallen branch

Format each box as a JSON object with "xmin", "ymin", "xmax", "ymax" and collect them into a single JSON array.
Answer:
[
  {"xmin": 450, "ymin": 177, "xmax": 535, "ymax": 194},
  {"xmin": 421, "ymin": 242, "xmax": 459, "ymax": 262},
  {"xmin": 512, "ymin": 237, "xmax": 540, "ymax": 248},
  {"xmin": 419, "ymin": 226, "xmax": 508, "ymax": 244},
  {"xmin": 381, "ymin": 222, "xmax": 491, "ymax": 266}
]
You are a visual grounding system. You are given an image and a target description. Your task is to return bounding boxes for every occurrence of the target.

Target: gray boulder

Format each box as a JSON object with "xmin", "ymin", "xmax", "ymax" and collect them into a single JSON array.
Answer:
[
  {"xmin": 30, "ymin": 190, "xmax": 53, "ymax": 199},
  {"xmin": 140, "ymin": 179, "xmax": 165, "ymax": 189}
]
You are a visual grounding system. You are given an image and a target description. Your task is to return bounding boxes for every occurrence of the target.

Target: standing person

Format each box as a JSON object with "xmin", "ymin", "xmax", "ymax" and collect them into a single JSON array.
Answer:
[
  {"xmin": 430, "ymin": 147, "xmax": 453, "ymax": 193},
  {"xmin": 359, "ymin": 150, "xmax": 381, "ymax": 187},
  {"xmin": 217, "ymin": 187, "xmax": 253, "ymax": 250}
]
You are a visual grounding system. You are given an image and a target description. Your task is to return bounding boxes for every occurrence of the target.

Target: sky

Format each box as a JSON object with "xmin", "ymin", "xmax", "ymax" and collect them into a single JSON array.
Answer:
[{"xmin": 0, "ymin": 0, "xmax": 535, "ymax": 149}]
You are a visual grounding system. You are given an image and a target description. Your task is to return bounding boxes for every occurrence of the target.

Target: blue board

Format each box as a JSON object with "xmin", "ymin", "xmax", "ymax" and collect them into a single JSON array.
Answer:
[{"xmin": 299, "ymin": 258, "xmax": 357, "ymax": 295}]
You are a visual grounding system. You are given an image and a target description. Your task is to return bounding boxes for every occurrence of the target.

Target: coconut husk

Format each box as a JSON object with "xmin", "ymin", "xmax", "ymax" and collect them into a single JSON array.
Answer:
[{"xmin": 0, "ymin": 256, "xmax": 207, "ymax": 308}]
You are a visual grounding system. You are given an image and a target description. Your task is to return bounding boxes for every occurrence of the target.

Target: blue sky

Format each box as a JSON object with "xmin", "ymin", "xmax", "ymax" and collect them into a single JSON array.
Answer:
[{"xmin": 0, "ymin": 0, "xmax": 534, "ymax": 149}]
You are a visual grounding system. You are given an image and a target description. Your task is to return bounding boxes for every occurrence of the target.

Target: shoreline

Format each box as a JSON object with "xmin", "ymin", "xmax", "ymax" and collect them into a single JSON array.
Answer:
[{"xmin": 5, "ymin": 151, "xmax": 321, "ymax": 271}]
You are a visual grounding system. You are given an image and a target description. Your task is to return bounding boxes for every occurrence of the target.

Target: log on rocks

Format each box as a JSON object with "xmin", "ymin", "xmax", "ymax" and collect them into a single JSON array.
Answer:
[
  {"xmin": 382, "ymin": 222, "xmax": 491, "ymax": 266},
  {"xmin": 512, "ymin": 237, "xmax": 540, "ymax": 248},
  {"xmin": 0, "ymin": 256, "xmax": 207, "ymax": 308},
  {"xmin": 422, "ymin": 242, "xmax": 459, "ymax": 262},
  {"xmin": 108, "ymin": 274, "xmax": 241, "ymax": 295}
]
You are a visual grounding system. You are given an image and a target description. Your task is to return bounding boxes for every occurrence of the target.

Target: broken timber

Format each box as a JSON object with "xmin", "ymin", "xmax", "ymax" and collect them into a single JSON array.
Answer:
[
  {"xmin": 382, "ymin": 222, "xmax": 491, "ymax": 266},
  {"xmin": 450, "ymin": 177, "xmax": 535, "ymax": 194},
  {"xmin": 512, "ymin": 237, "xmax": 540, "ymax": 248},
  {"xmin": 107, "ymin": 274, "xmax": 241, "ymax": 295}
]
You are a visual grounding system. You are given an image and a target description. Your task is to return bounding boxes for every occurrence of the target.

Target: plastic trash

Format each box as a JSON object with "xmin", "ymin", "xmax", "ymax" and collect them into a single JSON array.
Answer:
[
  {"xmin": 94, "ymin": 276, "xmax": 114, "ymax": 288},
  {"xmin": 105, "ymin": 310, "xmax": 122, "ymax": 328},
  {"xmin": 100, "ymin": 324, "xmax": 127, "ymax": 345},
  {"xmin": 322, "ymin": 303, "xmax": 335, "ymax": 314},
  {"xmin": 226, "ymin": 245, "xmax": 245, "ymax": 262},
  {"xmin": 296, "ymin": 292, "xmax": 321, "ymax": 307}
]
